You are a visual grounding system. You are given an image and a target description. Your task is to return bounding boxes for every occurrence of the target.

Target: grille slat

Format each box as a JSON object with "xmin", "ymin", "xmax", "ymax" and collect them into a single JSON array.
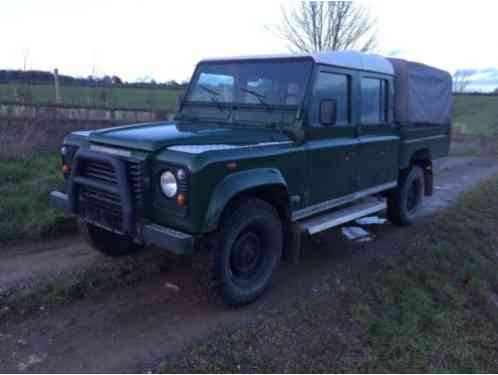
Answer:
[
  {"xmin": 81, "ymin": 188, "xmax": 121, "ymax": 206},
  {"xmin": 85, "ymin": 165, "xmax": 115, "ymax": 176},
  {"xmin": 128, "ymin": 160, "xmax": 145, "ymax": 211},
  {"xmin": 82, "ymin": 160, "xmax": 117, "ymax": 185},
  {"xmin": 84, "ymin": 172, "xmax": 117, "ymax": 184}
]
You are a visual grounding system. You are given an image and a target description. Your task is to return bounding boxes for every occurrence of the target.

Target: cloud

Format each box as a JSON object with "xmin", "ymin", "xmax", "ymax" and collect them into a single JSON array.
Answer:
[{"xmin": 463, "ymin": 68, "xmax": 498, "ymax": 85}]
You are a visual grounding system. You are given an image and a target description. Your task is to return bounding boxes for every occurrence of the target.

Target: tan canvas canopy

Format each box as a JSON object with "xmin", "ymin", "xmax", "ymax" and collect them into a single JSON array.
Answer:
[{"xmin": 389, "ymin": 58, "xmax": 453, "ymax": 125}]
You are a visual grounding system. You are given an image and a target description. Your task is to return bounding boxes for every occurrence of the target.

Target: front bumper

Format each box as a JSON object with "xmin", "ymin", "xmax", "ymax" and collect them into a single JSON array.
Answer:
[{"xmin": 49, "ymin": 191, "xmax": 195, "ymax": 255}]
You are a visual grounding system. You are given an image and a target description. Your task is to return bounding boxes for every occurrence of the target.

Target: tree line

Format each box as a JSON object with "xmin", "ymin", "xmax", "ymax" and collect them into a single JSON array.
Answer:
[{"xmin": 0, "ymin": 69, "xmax": 188, "ymax": 90}]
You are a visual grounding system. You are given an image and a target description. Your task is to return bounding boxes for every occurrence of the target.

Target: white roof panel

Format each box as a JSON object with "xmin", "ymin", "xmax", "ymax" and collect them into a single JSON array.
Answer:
[
  {"xmin": 313, "ymin": 51, "xmax": 394, "ymax": 75},
  {"xmin": 200, "ymin": 50, "xmax": 394, "ymax": 75}
]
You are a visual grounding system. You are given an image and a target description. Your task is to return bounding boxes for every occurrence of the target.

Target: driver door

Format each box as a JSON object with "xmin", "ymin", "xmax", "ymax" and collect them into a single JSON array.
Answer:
[{"xmin": 305, "ymin": 68, "xmax": 360, "ymax": 207}]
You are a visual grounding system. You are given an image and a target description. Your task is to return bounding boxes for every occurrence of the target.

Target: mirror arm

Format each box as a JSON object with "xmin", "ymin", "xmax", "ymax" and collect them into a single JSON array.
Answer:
[{"xmin": 176, "ymin": 94, "xmax": 185, "ymax": 113}]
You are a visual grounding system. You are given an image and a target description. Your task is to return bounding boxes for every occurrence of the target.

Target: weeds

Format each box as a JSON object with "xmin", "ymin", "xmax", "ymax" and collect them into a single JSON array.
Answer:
[
  {"xmin": 355, "ymin": 177, "xmax": 498, "ymax": 372},
  {"xmin": 0, "ymin": 153, "xmax": 76, "ymax": 242}
]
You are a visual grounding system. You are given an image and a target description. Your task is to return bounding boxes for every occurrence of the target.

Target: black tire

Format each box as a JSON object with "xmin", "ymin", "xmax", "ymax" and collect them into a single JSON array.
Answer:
[
  {"xmin": 387, "ymin": 165, "xmax": 425, "ymax": 226},
  {"xmin": 214, "ymin": 198, "xmax": 283, "ymax": 306},
  {"xmin": 78, "ymin": 220, "xmax": 141, "ymax": 257}
]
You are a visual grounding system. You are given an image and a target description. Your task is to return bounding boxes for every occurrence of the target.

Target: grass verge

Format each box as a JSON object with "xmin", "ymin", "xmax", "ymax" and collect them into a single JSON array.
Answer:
[
  {"xmin": 159, "ymin": 175, "xmax": 498, "ymax": 373},
  {"xmin": 0, "ymin": 153, "xmax": 76, "ymax": 243}
]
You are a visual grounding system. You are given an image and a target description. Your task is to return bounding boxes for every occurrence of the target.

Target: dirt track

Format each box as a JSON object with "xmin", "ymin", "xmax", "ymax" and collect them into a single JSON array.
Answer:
[{"xmin": 1, "ymin": 156, "xmax": 497, "ymax": 373}]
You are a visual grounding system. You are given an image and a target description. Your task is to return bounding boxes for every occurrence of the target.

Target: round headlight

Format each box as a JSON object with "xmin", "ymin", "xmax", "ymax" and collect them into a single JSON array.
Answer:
[
  {"xmin": 160, "ymin": 171, "xmax": 178, "ymax": 198},
  {"xmin": 61, "ymin": 146, "xmax": 68, "ymax": 156}
]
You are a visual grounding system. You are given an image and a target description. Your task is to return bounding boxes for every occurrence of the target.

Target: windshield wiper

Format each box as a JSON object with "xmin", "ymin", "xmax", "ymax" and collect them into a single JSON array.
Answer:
[
  {"xmin": 198, "ymin": 84, "xmax": 225, "ymax": 113},
  {"xmin": 240, "ymin": 87, "xmax": 272, "ymax": 112}
]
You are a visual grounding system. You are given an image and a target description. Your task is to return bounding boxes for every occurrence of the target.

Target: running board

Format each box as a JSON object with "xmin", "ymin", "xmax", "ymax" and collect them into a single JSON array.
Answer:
[{"xmin": 299, "ymin": 198, "xmax": 387, "ymax": 235}]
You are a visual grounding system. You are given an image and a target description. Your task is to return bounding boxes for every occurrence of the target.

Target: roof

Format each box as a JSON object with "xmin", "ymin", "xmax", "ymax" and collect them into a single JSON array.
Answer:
[{"xmin": 200, "ymin": 50, "xmax": 394, "ymax": 75}]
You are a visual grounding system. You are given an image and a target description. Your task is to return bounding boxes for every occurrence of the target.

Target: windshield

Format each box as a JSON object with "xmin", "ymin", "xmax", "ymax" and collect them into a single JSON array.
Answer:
[{"xmin": 185, "ymin": 60, "xmax": 313, "ymax": 107}]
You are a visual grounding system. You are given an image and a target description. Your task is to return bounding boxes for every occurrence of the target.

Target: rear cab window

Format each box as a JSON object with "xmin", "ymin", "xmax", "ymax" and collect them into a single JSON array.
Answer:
[{"xmin": 360, "ymin": 77, "xmax": 389, "ymax": 124}]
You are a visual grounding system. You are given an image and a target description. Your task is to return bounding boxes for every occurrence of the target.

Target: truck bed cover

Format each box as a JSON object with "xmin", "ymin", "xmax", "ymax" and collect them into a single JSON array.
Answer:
[{"xmin": 388, "ymin": 58, "xmax": 452, "ymax": 125}]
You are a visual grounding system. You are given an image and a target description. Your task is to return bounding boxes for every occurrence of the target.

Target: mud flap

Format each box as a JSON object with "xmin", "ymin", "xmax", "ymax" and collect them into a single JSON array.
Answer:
[
  {"xmin": 424, "ymin": 166, "xmax": 434, "ymax": 196},
  {"xmin": 283, "ymin": 222, "xmax": 302, "ymax": 265}
]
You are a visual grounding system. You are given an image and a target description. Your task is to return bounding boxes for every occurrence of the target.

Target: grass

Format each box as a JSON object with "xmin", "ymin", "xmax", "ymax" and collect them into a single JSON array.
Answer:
[
  {"xmin": 0, "ymin": 153, "xmax": 76, "ymax": 243},
  {"xmin": 159, "ymin": 175, "xmax": 498, "ymax": 373},
  {"xmin": 453, "ymin": 95, "xmax": 498, "ymax": 135},
  {"xmin": 0, "ymin": 83, "xmax": 179, "ymax": 110},
  {"xmin": 353, "ymin": 180, "xmax": 498, "ymax": 372}
]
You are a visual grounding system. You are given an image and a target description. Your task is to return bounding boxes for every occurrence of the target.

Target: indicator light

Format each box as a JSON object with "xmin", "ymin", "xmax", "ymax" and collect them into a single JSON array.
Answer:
[
  {"xmin": 176, "ymin": 193, "xmax": 187, "ymax": 206},
  {"xmin": 226, "ymin": 162, "xmax": 238, "ymax": 171}
]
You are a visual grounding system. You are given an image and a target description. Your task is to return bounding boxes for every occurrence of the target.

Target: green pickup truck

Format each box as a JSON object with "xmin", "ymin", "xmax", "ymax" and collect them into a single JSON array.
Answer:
[{"xmin": 50, "ymin": 51, "xmax": 452, "ymax": 306}]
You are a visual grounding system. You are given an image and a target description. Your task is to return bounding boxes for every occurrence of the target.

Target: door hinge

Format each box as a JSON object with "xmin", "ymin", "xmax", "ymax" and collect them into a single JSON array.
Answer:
[{"xmin": 290, "ymin": 195, "xmax": 301, "ymax": 204}]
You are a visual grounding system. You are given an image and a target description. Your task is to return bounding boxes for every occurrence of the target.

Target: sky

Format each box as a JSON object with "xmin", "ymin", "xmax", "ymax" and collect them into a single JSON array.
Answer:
[{"xmin": 2, "ymin": 0, "xmax": 498, "ymax": 85}]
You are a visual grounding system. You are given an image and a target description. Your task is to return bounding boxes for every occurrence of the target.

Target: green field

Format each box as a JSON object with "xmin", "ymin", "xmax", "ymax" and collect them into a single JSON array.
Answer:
[
  {"xmin": 0, "ymin": 83, "xmax": 179, "ymax": 110},
  {"xmin": 453, "ymin": 95, "xmax": 498, "ymax": 135}
]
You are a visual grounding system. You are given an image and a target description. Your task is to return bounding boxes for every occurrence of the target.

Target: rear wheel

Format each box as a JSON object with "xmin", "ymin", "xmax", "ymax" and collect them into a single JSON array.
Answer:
[
  {"xmin": 214, "ymin": 198, "xmax": 283, "ymax": 306},
  {"xmin": 78, "ymin": 220, "xmax": 140, "ymax": 257},
  {"xmin": 388, "ymin": 166, "xmax": 425, "ymax": 226}
]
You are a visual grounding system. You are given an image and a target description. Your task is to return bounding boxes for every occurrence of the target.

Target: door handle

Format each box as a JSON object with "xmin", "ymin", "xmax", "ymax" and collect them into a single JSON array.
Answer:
[{"xmin": 345, "ymin": 152, "xmax": 354, "ymax": 161}]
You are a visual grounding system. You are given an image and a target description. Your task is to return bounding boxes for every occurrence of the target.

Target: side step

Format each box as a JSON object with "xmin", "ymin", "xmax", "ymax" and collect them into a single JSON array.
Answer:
[{"xmin": 299, "ymin": 198, "xmax": 387, "ymax": 235}]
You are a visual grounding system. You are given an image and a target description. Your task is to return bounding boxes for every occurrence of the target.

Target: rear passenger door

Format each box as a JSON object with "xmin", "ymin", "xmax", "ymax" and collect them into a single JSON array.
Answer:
[
  {"xmin": 357, "ymin": 74, "xmax": 400, "ymax": 190},
  {"xmin": 305, "ymin": 67, "xmax": 359, "ymax": 206}
]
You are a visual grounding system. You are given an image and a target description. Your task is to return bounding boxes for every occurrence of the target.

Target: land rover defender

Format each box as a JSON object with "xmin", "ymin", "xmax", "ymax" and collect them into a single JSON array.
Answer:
[{"xmin": 50, "ymin": 51, "xmax": 452, "ymax": 306}]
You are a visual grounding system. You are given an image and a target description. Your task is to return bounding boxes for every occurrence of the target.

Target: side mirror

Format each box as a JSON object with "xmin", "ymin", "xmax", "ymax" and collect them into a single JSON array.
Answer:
[
  {"xmin": 319, "ymin": 99, "xmax": 337, "ymax": 126},
  {"xmin": 176, "ymin": 94, "xmax": 185, "ymax": 112}
]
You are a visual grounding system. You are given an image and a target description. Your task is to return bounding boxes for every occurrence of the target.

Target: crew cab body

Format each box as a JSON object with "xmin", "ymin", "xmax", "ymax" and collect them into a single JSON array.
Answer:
[{"xmin": 50, "ymin": 51, "xmax": 452, "ymax": 305}]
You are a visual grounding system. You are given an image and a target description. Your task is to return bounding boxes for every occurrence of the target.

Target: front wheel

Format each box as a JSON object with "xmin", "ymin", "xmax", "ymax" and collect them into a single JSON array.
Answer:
[
  {"xmin": 78, "ymin": 220, "xmax": 141, "ymax": 257},
  {"xmin": 215, "ymin": 198, "xmax": 283, "ymax": 306},
  {"xmin": 387, "ymin": 166, "xmax": 425, "ymax": 226}
]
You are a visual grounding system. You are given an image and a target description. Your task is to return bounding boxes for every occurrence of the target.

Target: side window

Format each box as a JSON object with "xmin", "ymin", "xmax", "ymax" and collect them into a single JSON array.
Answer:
[
  {"xmin": 361, "ymin": 78, "xmax": 388, "ymax": 124},
  {"xmin": 314, "ymin": 72, "xmax": 350, "ymax": 124}
]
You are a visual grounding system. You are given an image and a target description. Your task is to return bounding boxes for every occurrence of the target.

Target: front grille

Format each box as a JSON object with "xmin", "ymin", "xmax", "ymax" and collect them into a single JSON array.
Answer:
[
  {"xmin": 82, "ymin": 160, "xmax": 117, "ymax": 185},
  {"xmin": 78, "ymin": 157, "xmax": 146, "ymax": 232},
  {"xmin": 80, "ymin": 187, "xmax": 123, "ymax": 232}
]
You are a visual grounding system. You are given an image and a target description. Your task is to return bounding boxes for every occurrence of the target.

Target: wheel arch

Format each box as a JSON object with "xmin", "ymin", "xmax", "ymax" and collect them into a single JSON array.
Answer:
[{"xmin": 201, "ymin": 168, "xmax": 291, "ymax": 233}]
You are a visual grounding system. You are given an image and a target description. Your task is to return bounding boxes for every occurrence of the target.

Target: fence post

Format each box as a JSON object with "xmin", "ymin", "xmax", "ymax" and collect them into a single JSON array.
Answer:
[{"xmin": 53, "ymin": 68, "xmax": 62, "ymax": 104}]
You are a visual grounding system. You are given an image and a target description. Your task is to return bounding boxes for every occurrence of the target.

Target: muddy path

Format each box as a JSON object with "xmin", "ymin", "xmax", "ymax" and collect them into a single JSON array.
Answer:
[{"xmin": 0, "ymin": 156, "xmax": 497, "ymax": 373}]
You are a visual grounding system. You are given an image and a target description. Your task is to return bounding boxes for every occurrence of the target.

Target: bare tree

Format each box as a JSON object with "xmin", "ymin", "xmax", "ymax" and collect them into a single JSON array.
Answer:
[
  {"xmin": 274, "ymin": 2, "xmax": 377, "ymax": 53},
  {"xmin": 453, "ymin": 70, "xmax": 472, "ymax": 93},
  {"xmin": 22, "ymin": 47, "xmax": 30, "ymax": 71}
]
